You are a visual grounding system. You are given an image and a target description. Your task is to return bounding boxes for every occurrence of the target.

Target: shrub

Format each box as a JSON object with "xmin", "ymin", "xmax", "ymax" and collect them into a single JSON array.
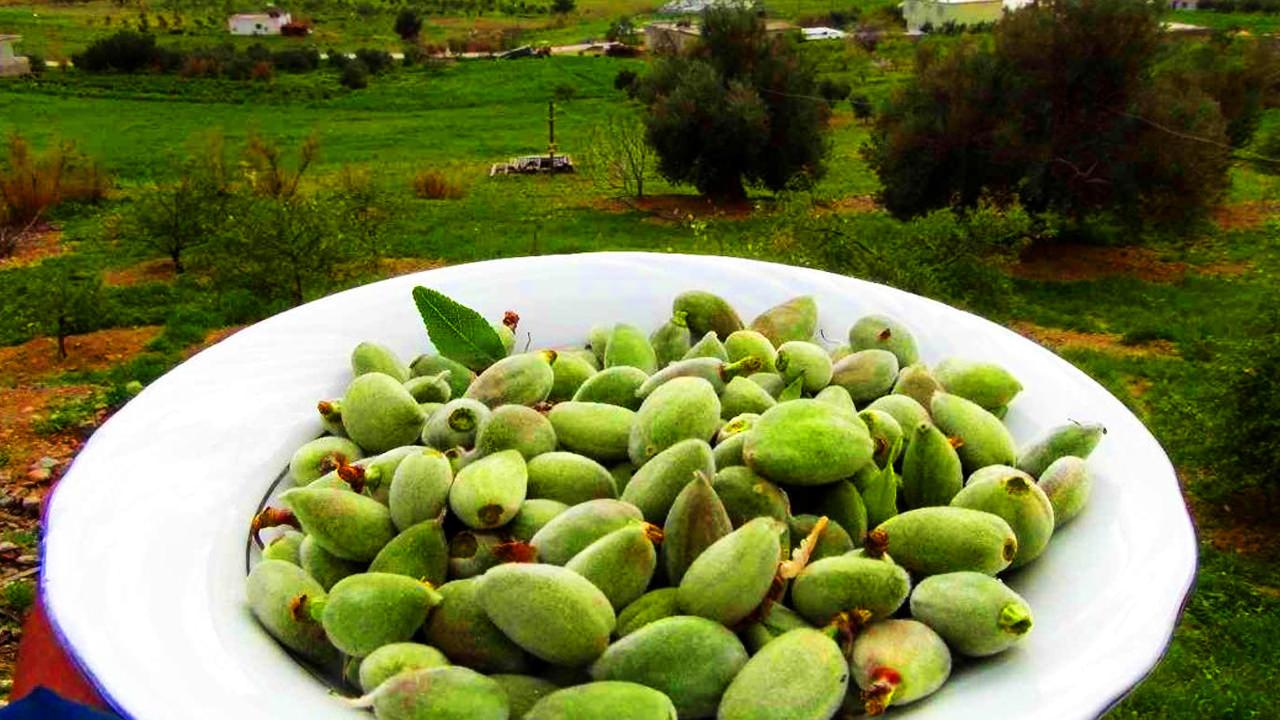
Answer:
[
  {"xmin": 340, "ymin": 59, "xmax": 369, "ymax": 89},
  {"xmin": 355, "ymin": 48, "xmax": 393, "ymax": 74},
  {"xmin": 0, "ymin": 133, "xmax": 110, "ymax": 225},
  {"xmin": 395, "ymin": 9, "xmax": 423, "ymax": 41},
  {"xmin": 26, "ymin": 53, "xmax": 46, "ymax": 75},
  {"xmin": 412, "ymin": 170, "xmax": 466, "ymax": 199},
  {"xmin": 72, "ymin": 30, "xmax": 162, "ymax": 72},
  {"xmin": 1220, "ymin": 308, "xmax": 1280, "ymax": 508},
  {"xmin": 818, "ymin": 78, "xmax": 852, "ymax": 104},
  {"xmin": 551, "ymin": 0, "xmax": 576, "ymax": 14},
  {"xmin": 272, "ymin": 47, "xmax": 320, "ymax": 73},
  {"xmin": 614, "ymin": 68, "xmax": 638, "ymax": 92},
  {"xmin": 250, "ymin": 60, "xmax": 274, "ymax": 81},
  {"xmin": 849, "ymin": 93, "xmax": 873, "ymax": 120},
  {"xmin": 280, "ymin": 21, "xmax": 310, "ymax": 37}
]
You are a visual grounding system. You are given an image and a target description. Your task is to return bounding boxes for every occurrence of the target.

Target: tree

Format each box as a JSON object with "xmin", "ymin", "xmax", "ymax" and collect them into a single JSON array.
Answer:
[
  {"xmin": 19, "ymin": 258, "xmax": 106, "ymax": 359},
  {"xmin": 865, "ymin": 0, "xmax": 1233, "ymax": 228},
  {"xmin": 243, "ymin": 132, "xmax": 318, "ymax": 199},
  {"xmin": 635, "ymin": 7, "xmax": 830, "ymax": 201},
  {"xmin": 394, "ymin": 8, "xmax": 423, "ymax": 41},
  {"xmin": 551, "ymin": 0, "xmax": 576, "ymax": 14},
  {"xmin": 584, "ymin": 110, "xmax": 655, "ymax": 199}
]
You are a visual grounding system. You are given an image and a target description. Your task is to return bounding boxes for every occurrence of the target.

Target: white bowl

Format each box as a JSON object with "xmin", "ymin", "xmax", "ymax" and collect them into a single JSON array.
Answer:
[{"xmin": 42, "ymin": 252, "xmax": 1195, "ymax": 719}]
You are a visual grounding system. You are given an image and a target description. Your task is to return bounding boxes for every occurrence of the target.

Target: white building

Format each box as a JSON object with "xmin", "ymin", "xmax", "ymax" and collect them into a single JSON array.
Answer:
[
  {"xmin": 227, "ymin": 10, "xmax": 292, "ymax": 36},
  {"xmin": 802, "ymin": 27, "xmax": 846, "ymax": 41},
  {"xmin": 0, "ymin": 34, "xmax": 31, "ymax": 77},
  {"xmin": 902, "ymin": 0, "xmax": 1030, "ymax": 33}
]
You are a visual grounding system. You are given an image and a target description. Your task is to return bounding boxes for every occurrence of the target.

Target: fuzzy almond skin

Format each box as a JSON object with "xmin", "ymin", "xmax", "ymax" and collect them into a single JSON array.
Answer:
[
  {"xmin": 526, "ymin": 681, "xmax": 678, "ymax": 720},
  {"xmin": 299, "ymin": 535, "xmax": 363, "ymax": 591},
  {"xmin": 867, "ymin": 393, "xmax": 932, "ymax": 433},
  {"xmin": 566, "ymin": 523, "xmax": 658, "ymax": 611},
  {"xmin": 289, "ymin": 436, "xmax": 364, "ymax": 485},
  {"xmin": 549, "ymin": 352, "xmax": 597, "ymax": 402},
  {"xmin": 651, "ymin": 315, "xmax": 694, "ymax": 369},
  {"xmin": 674, "ymin": 290, "xmax": 744, "ymax": 340},
  {"xmin": 740, "ymin": 603, "xmax": 813, "ymax": 654},
  {"xmin": 813, "ymin": 385, "xmax": 857, "ymax": 418},
  {"xmin": 749, "ymin": 295, "xmax": 818, "ymax": 347},
  {"xmin": 490, "ymin": 674, "xmax": 559, "ymax": 718},
  {"xmin": 662, "ymin": 473, "xmax": 733, "ymax": 585},
  {"xmin": 403, "ymin": 373, "xmax": 452, "ymax": 404},
  {"xmin": 875, "ymin": 507, "xmax": 1017, "ymax": 576},
  {"xmin": 605, "ymin": 323, "xmax": 659, "ymax": 374},
  {"xmin": 859, "ymin": 409, "xmax": 904, "ymax": 469},
  {"xmin": 683, "ymin": 331, "xmax": 729, "ymax": 361},
  {"xmin": 422, "ymin": 398, "xmax": 490, "ymax": 451},
  {"xmin": 677, "ymin": 517, "xmax": 782, "ymax": 626},
  {"xmin": 724, "ymin": 330, "xmax": 778, "ymax": 373},
  {"xmin": 473, "ymin": 405, "xmax": 557, "ymax": 460},
  {"xmin": 572, "ymin": 367, "xmax": 650, "ymax": 411},
  {"xmin": 934, "ymin": 357, "xmax": 1023, "ymax": 412},
  {"xmin": 622, "ymin": 439, "xmax": 716, "ymax": 524},
  {"xmin": 628, "ymin": 377, "xmax": 721, "ymax": 466},
  {"xmin": 789, "ymin": 514, "xmax": 854, "ymax": 561},
  {"xmin": 616, "ymin": 588, "xmax": 682, "ymax": 638},
  {"xmin": 775, "ymin": 341, "xmax": 834, "ymax": 393},
  {"xmin": 911, "ymin": 571, "xmax": 1033, "ymax": 657},
  {"xmin": 743, "ymin": 400, "xmax": 874, "ymax": 486},
  {"xmin": 368, "ymin": 519, "xmax": 449, "ymax": 587},
  {"xmin": 367, "ymin": 666, "xmax": 508, "ymax": 720},
  {"xmin": 423, "ymin": 578, "xmax": 530, "ymax": 674},
  {"xmin": 791, "ymin": 555, "xmax": 911, "ymax": 625},
  {"xmin": 464, "ymin": 352, "xmax": 555, "ymax": 408},
  {"xmin": 892, "ymin": 363, "xmax": 943, "ymax": 410},
  {"xmin": 719, "ymin": 376, "xmax": 777, "ymax": 420},
  {"xmin": 901, "ymin": 421, "xmax": 964, "ymax": 509},
  {"xmin": 746, "ymin": 371, "xmax": 785, "ymax": 397},
  {"xmin": 448, "ymin": 449, "xmax": 527, "ymax": 530},
  {"xmin": 261, "ymin": 529, "xmax": 304, "ymax": 565},
  {"xmin": 712, "ymin": 431, "xmax": 749, "ymax": 470},
  {"xmin": 245, "ymin": 560, "xmax": 337, "ymax": 664},
  {"xmin": 1038, "ymin": 455, "xmax": 1093, "ymax": 527},
  {"xmin": 388, "ymin": 449, "xmax": 453, "ymax": 532},
  {"xmin": 322, "ymin": 572, "xmax": 442, "ymax": 658},
  {"xmin": 808, "ymin": 479, "xmax": 867, "ymax": 543},
  {"xmin": 590, "ymin": 615, "xmax": 747, "ymax": 718},
  {"xmin": 849, "ymin": 314, "xmax": 920, "ymax": 368},
  {"xmin": 951, "ymin": 466, "xmax": 1055, "ymax": 568},
  {"xmin": 410, "ymin": 353, "xmax": 476, "ymax": 398},
  {"xmin": 282, "ymin": 487, "xmax": 397, "ymax": 562},
  {"xmin": 447, "ymin": 530, "xmax": 505, "ymax": 579},
  {"xmin": 548, "ymin": 402, "xmax": 636, "ymax": 463},
  {"xmin": 352, "ymin": 341, "xmax": 410, "ymax": 383},
  {"xmin": 710, "ymin": 466, "xmax": 791, "ymax": 530},
  {"xmin": 530, "ymin": 498, "xmax": 645, "ymax": 565},
  {"xmin": 527, "ymin": 451, "xmax": 618, "ymax": 505},
  {"xmin": 831, "ymin": 350, "xmax": 900, "ymax": 404},
  {"xmin": 341, "ymin": 373, "xmax": 427, "ymax": 453},
  {"xmin": 508, "ymin": 498, "xmax": 570, "ymax": 542},
  {"xmin": 931, "ymin": 392, "xmax": 1017, "ymax": 473},
  {"xmin": 717, "ymin": 628, "xmax": 848, "ymax": 720},
  {"xmin": 851, "ymin": 620, "xmax": 951, "ymax": 711},
  {"xmin": 358, "ymin": 642, "xmax": 450, "ymax": 693},
  {"xmin": 1017, "ymin": 421, "xmax": 1107, "ymax": 478},
  {"xmin": 477, "ymin": 563, "xmax": 617, "ymax": 667}
]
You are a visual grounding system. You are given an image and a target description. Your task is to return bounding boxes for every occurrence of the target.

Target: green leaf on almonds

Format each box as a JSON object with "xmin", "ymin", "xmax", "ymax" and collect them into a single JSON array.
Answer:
[
  {"xmin": 412, "ymin": 286, "xmax": 506, "ymax": 373},
  {"xmin": 779, "ymin": 376, "xmax": 805, "ymax": 402}
]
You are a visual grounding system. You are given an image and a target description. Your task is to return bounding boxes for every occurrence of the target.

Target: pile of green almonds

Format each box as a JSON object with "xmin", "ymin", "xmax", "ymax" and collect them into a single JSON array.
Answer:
[{"xmin": 247, "ymin": 290, "xmax": 1105, "ymax": 720}]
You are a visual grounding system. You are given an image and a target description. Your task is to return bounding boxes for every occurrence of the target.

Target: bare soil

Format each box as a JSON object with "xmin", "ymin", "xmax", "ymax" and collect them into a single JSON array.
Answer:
[
  {"xmin": 101, "ymin": 258, "xmax": 177, "ymax": 287},
  {"xmin": 0, "ymin": 327, "xmax": 163, "ymax": 387},
  {"xmin": 0, "ymin": 229, "xmax": 64, "ymax": 271},
  {"xmin": 1009, "ymin": 321, "xmax": 1180, "ymax": 357},
  {"xmin": 1212, "ymin": 201, "xmax": 1280, "ymax": 232}
]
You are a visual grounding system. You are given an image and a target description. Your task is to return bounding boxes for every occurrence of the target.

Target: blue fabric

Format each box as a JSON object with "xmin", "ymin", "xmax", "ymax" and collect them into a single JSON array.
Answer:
[{"xmin": 0, "ymin": 688, "xmax": 119, "ymax": 719}]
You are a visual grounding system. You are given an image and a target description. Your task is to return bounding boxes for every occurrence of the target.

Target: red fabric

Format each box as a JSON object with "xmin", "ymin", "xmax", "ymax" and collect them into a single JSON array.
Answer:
[{"xmin": 12, "ymin": 595, "xmax": 109, "ymax": 710}]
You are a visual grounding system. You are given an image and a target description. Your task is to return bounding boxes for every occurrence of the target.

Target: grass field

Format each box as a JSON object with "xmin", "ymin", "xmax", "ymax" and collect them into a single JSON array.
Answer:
[
  {"xmin": 0, "ymin": 6, "xmax": 1278, "ymax": 715},
  {"xmin": 1169, "ymin": 8, "xmax": 1280, "ymax": 33}
]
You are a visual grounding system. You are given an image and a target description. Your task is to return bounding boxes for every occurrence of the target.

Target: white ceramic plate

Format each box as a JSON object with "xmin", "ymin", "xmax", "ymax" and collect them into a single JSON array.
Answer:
[{"xmin": 42, "ymin": 252, "xmax": 1195, "ymax": 719}]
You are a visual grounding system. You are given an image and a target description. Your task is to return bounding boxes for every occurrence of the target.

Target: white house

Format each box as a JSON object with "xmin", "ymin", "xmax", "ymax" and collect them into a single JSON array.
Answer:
[
  {"xmin": 902, "ymin": 0, "xmax": 1030, "ymax": 33},
  {"xmin": 0, "ymin": 34, "xmax": 31, "ymax": 77},
  {"xmin": 228, "ymin": 10, "xmax": 292, "ymax": 36},
  {"xmin": 802, "ymin": 27, "xmax": 846, "ymax": 41}
]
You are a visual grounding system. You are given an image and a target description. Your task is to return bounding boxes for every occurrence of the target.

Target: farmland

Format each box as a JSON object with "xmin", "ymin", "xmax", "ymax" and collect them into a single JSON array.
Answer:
[{"xmin": 1, "ymin": 0, "xmax": 1279, "ymax": 715}]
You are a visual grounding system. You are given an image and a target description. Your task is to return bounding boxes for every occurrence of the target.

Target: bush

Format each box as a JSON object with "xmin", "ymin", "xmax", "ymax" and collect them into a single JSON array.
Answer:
[
  {"xmin": 395, "ymin": 9, "xmax": 423, "ymax": 41},
  {"xmin": 412, "ymin": 170, "xmax": 466, "ymax": 199},
  {"xmin": 340, "ymin": 59, "xmax": 369, "ymax": 89},
  {"xmin": 272, "ymin": 47, "xmax": 320, "ymax": 73},
  {"xmin": 614, "ymin": 68, "xmax": 638, "ymax": 92},
  {"xmin": 551, "ymin": 0, "xmax": 576, "ymax": 14},
  {"xmin": 1220, "ymin": 308, "xmax": 1280, "ymax": 507},
  {"xmin": 355, "ymin": 48, "xmax": 393, "ymax": 74},
  {"xmin": 73, "ymin": 30, "xmax": 162, "ymax": 73},
  {"xmin": 849, "ymin": 93, "xmax": 873, "ymax": 120},
  {"xmin": 26, "ymin": 53, "xmax": 46, "ymax": 75},
  {"xmin": 818, "ymin": 78, "xmax": 852, "ymax": 104},
  {"xmin": 1, "ymin": 133, "xmax": 110, "ymax": 225}
]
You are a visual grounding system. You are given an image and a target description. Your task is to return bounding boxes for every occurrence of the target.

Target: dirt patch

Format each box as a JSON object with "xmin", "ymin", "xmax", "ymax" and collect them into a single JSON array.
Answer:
[
  {"xmin": 633, "ymin": 194, "xmax": 757, "ymax": 223},
  {"xmin": 1127, "ymin": 377, "xmax": 1154, "ymax": 398},
  {"xmin": 818, "ymin": 196, "xmax": 878, "ymax": 214},
  {"xmin": 1196, "ymin": 260, "xmax": 1253, "ymax": 278},
  {"xmin": 0, "ymin": 229, "xmax": 64, "ymax": 271},
  {"xmin": 0, "ymin": 327, "xmax": 164, "ymax": 387},
  {"xmin": 1186, "ymin": 487, "xmax": 1280, "ymax": 560},
  {"xmin": 102, "ymin": 258, "xmax": 176, "ymax": 287},
  {"xmin": 0, "ymin": 386, "xmax": 96, "ymax": 488},
  {"xmin": 377, "ymin": 257, "xmax": 447, "ymax": 277},
  {"xmin": 1009, "ymin": 321, "xmax": 1179, "ymax": 358},
  {"xmin": 1012, "ymin": 243, "xmax": 1191, "ymax": 283},
  {"xmin": 1212, "ymin": 201, "xmax": 1279, "ymax": 232}
]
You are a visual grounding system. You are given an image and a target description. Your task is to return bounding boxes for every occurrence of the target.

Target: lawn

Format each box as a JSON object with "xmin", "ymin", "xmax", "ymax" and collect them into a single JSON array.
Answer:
[
  {"xmin": 0, "ymin": 17, "xmax": 1278, "ymax": 719},
  {"xmin": 1169, "ymin": 8, "xmax": 1280, "ymax": 33}
]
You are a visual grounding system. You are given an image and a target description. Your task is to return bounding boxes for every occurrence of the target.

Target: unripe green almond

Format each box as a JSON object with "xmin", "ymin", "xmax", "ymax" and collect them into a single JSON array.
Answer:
[
  {"xmin": 775, "ymin": 341, "xmax": 833, "ymax": 393},
  {"xmin": 358, "ymin": 642, "xmax": 450, "ymax": 693},
  {"xmin": 448, "ymin": 449, "xmax": 527, "ymax": 529},
  {"xmin": 740, "ymin": 602, "xmax": 813, "ymax": 654},
  {"xmin": 674, "ymin": 290, "xmax": 744, "ymax": 340},
  {"xmin": 725, "ymin": 330, "xmax": 778, "ymax": 373},
  {"xmin": 749, "ymin": 295, "xmax": 818, "ymax": 347},
  {"xmin": 478, "ymin": 563, "xmax": 617, "ymax": 667},
  {"xmin": 531, "ymin": 498, "xmax": 645, "ymax": 565},
  {"xmin": 610, "ymin": 461, "xmax": 637, "ymax": 494},
  {"xmin": 403, "ymin": 372, "xmax": 452, "ymax": 404},
  {"xmin": 621, "ymin": 438, "xmax": 716, "ymax": 523},
  {"xmin": 410, "ymin": 354, "xmax": 476, "ymax": 398},
  {"xmin": 951, "ymin": 466, "xmax": 1054, "ymax": 568},
  {"xmin": 526, "ymin": 451, "xmax": 617, "ymax": 505},
  {"xmin": 283, "ymin": 487, "xmax": 397, "ymax": 562},
  {"xmin": 447, "ymin": 530, "xmax": 505, "ymax": 579},
  {"xmin": 893, "ymin": 363, "xmax": 943, "ymax": 411},
  {"xmin": 651, "ymin": 313, "xmax": 693, "ymax": 368},
  {"xmin": 422, "ymin": 398, "xmax": 490, "ymax": 451},
  {"xmin": 747, "ymin": 372, "xmax": 785, "ymax": 398},
  {"xmin": 830, "ymin": 344, "xmax": 853, "ymax": 362},
  {"xmin": 853, "ymin": 459, "xmax": 900, "ymax": 529},
  {"xmin": 464, "ymin": 351, "xmax": 556, "ymax": 408},
  {"xmin": 867, "ymin": 394, "xmax": 931, "ymax": 433},
  {"xmin": 792, "ymin": 554, "xmax": 910, "ymax": 625},
  {"xmin": 509, "ymin": 498, "xmax": 570, "ymax": 542},
  {"xmin": 875, "ymin": 507, "xmax": 1017, "ymax": 576},
  {"xmin": 628, "ymin": 377, "xmax": 721, "ymax": 466},
  {"xmin": 474, "ymin": 404, "xmax": 557, "ymax": 460},
  {"xmin": 809, "ymin": 480, "xmax": 867, "ymax": 543},
  {"xmin": 494, "ymin": 322, "xmax": 516, "ymax": 356},
  {"xmin": 389, "ymin": 448, "xmax": 453, "ymax": 532},
  {"xmin": 789, "ymin": 514, "xmax": 855, "ymax": 561},
  {"xmin": 290, "ymin": 436, "xmax": 364, "ymax": 485},
  {"xmin": 851, "ymin": 620, "xmax": 951, "ymax": 712},
  {"xmin": 567, "ymin": 523, "xmax": 659, "ymax": 611},
  {"xmin": 369, "ymin": 519, "xmax": 448, "ymax": 587},
  {"xmin": 716, "ymin": 412, "xmax": 759, "ymax": 442},
  {"xmin": 663, "ymin": 473, "xmax": 733, "ymax": 585},
  {"xmin": 362, "ymin": 666, "xmax": 506, "ymax": 720},
  {"xmin": 352, "ymin": 341, "xmax": 410, "ymax": 383},
  {"xmin": 548, "ymin": 353, "xmax": 597, "ymax": 402},
  {"xmin": 590, "ymin": 615, "xmax": 747, "ymax": 718},
  {"xmin": 526, "ymin": 681, "xmax": 677, "ymax": 720},
  {"xmin": 849, "ymin": 314, "xmax": 920, "ymax": 367},
  {"xmin": 712, "ymin": 431, "xmax": 749, "ymax": 469},
  {"xmin": 720, "ymin": 376, "xmax": 777, "ymax": 420},
  {"xmin": 901, "ymin": 421, "xmax": 964, "ymax": 509},
  {"xmin": 636, "ymin": 356, "xmax": 761, "ymax": 399},
  {"xmin": 547, "ymin": 401, "xmax": 634, "ymax": 463},
  {"xmin": 423, "ymin": 578, "xmax": 530, "ymax": 673},
  {"xmin": 910, "ymin": 571, "xmax": 1033, "ymax": 657},
  {"xmin": 605, "ymin": 324, "xmax": 659, "ymax": 374},
  {"xmin": 935, "ymin": 357, "xmax": 1022, "ymax": 412},
  {"xmin": 859, "ymin": 409, "xmax": 904, "ymax": 469},
  {"xmin": 588, "ymin": 323, "xmax": 612, "ymax": 365},
  {"xmin": 261, "ymin": 529, "xmax": 304, "ymax": 565},
  {"xmin": 813, "ymin": 384, "xmax": 857, "ymax": 417},
  {"xmin": 831, "ymin": 349, "xmax": 899, "ymax": 404},
  {"xmin": 683, "ymin": 330, "xmax": 729, "ymax": 361},
  {"xmin": 711, "ymin": 466, "xmax": 791, "ymax": 530},
  {"xmin": 616, "ymin": 588, "xmax": 681, "ymax": 637},
  {"xmin": 677, "ymin": 517, "xmax": 782, "ymax": 626},
  {"xmin": 341, "ymin": 373, "xmax": 426, "ymax": 453},
  {"xmin": 1038, "ymin": 456, "xmax": 1092, "ymax": 527},
  {"xmin": 322, "ymin": 572, "xmax": 442, "ymax": 657},
  {"xmin": 246, "ymin": 560, "xmax": 336, "ymax": 664},
  {"xmin": 491, "ymin": 674, "xmax": 559, "ymax": 718},
  {"xmin": 718, "ymin": 628, "xmax": 848, "ymax": 720},
  {"xmin": 299, "ymin": 535, "xmax": 364, "ymax": 591},
  {"xmin": 349, "ymin": 446, "xmax": 419, "ymax": 505},
  {"xmin": 317, "ymin": 398, "xmax": 346, "ymax": 437},
  {"xmin": 743, "ymin": 400, "xmax": 873, "ymax": 486},
  {"xmin": 1017, "ymin": 421, "xmax": 1107, "ymax": 478},
  {"xmin": 932, "ymin": 392, "xmax": 1017, "ymax": 473},
  {"xmin": 556, "ymin": 346, "xmax": 601, "ymax": 370},
  {"xmin": 572, "ymin": 366, "xmax": 649, "ymax": 410},
  {"xmin": 419, "ymin": 402, "xmax": 443, "ymax": 419}
]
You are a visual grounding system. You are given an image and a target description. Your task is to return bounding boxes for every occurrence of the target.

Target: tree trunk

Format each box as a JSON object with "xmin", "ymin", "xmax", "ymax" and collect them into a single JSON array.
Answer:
[
  {"xmin": 705, "ymin": 175, "xmax": 747, "ymax": 205},
  {"xmin": 172, "ymin": 249, "xmax": 184, "ymax": 274},
  {"xmin": 292, "ymin": 271, "xmax": 304, "ymax": 307},
  {"xmin": 57, "ymin": 318, "xmax": 68, "ymax": 359}
]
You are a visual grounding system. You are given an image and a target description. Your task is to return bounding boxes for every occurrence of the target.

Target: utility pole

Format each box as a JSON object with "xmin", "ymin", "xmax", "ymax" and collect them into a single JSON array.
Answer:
[{"xmin": 548, "ymin": 100, "xmax": 557, "ymax": 163}]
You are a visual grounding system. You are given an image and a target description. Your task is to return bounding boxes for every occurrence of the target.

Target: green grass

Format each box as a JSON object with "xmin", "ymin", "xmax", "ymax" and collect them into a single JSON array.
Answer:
[{"xmin": 1169, "ymin": 8, "xmax": 1280, "ymax": 33}]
